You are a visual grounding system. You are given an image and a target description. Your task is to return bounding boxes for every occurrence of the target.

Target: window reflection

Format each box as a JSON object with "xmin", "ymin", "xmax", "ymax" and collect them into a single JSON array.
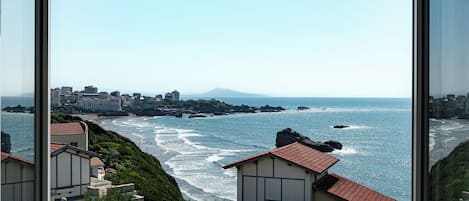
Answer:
[
  {"xmin": 1, "ymin": 0, "xmax": 36, "ymax": 200},
  {"xmin": 429, "ymin": 0, "xmax": 469, "ymax": 201}
]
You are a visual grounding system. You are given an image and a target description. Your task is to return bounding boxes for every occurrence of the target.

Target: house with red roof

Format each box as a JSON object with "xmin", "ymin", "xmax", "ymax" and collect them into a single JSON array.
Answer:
[
  {"xmin": 50, "ymin": 143, "xmax": 97, "ymax": 201},
  {"xmin": 1, "ymin": 152, "xmax": 35, "ymax": 201},
  {"xmin": 90, "ymin": 157, "xmax": 105, "ymax": 180},
  {"xmin": 51, "ymin": 122, "xmax": 88, "ymax": 150},
  {"xmin": 223, "ymin": 142, "xmax": 396, "ymax": 201}
]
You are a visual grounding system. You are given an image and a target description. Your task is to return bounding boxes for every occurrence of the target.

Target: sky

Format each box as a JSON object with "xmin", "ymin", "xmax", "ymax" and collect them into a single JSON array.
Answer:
[
  {"xmin": 4, "ymin": 0, "xmax": 413, "ymax": 97},
  {"xmin": 1, "ymin": 0, "xmax": 35, "ymax": 97},
  {"xmin": 429, "ymin": 0, "xmax": 469, "ymax": 97}
]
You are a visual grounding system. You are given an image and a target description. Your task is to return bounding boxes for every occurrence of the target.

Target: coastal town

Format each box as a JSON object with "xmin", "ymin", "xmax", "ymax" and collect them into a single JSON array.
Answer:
[
  {"xmin": 51, "ymin": 85, "xmax": 181, "ymax": 114},
  {"xmin": 49, "ymin": 85, "xmax": 286, "ymax": 118},
  {"xmin": 429, "ymin": 94, "xmax": 469, "ymax": 119},
  {"xmin": 0, "ymin": 85, "xmax": 413, "ymax": 201}
]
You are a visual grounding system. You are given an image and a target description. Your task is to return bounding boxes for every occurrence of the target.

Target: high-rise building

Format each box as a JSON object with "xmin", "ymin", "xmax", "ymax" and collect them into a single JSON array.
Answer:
[
  {"xmin": 133, "ymin": 93, "xmax": 142, "ymax": 100},
  {"xmin": 51, "ymin": 88, "xmax": 61, "ymax": 107},
  {"xmin": 164, "ymin": 90, "xmax": 180, "ymax": 101},
  {"xmin": 76, "ymin": 98, "xmax": 121, "ymax": 112},
  {"xmin": 60, "ymin": 86, "xmax": 73, "ymax": 95},
  {"xmin": 84, "ymin": 86, "xmax": 98, "ymax": 94},
  {"xmin": 110, "ymin": 91, "xmax": 120, "ymax": 97}
]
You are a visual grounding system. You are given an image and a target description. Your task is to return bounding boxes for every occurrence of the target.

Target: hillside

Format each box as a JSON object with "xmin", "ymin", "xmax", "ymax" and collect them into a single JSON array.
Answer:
[
  {"xmin": 51, "ymin": 114, "xmax": 184, "ymax": 201},
  {"xmin": 429, "ymin": 140, "xmax": 469, "ymax": 201}
]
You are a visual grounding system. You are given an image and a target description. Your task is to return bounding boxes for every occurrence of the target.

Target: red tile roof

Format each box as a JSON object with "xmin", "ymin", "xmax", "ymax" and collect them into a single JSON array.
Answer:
[
  {"xmin": 51, "ymin": 122, "xmax": 86, "ymax": 135},
  {"xmin": 91, "ymin": 157, "xmax": 104, "ymax": 167},
  {"xmin": 1, "ymin": 152, "xmax": 34, "ymax": 165},
  {"xmin": 223, "ymin": 142, "xmax": 339, "ymax": 174},
  {"xmin": 50, "ymin": 143, "xmax": 66, "ymax": 153},
  {"xmin": 315, "ymin": 173, "xmax": 396, "ymax": 201}
]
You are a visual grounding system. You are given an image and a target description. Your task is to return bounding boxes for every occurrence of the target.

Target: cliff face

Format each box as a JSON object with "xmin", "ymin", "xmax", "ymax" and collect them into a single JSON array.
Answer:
[
  {"xmin": 51, "ymin": 114, "xmax": 184, "ymax": 201},
  {"xmin": 430, "ymin": 140, "xmax": 469, "ymax": 201}
]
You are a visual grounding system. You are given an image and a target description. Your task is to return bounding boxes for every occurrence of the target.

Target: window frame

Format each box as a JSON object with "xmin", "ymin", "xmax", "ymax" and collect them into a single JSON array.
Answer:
[
  {"xmin": 31, "ymin": 0, "xmax": 431, "ymax": 200},
  {"xmin": 413, "ymin": 0, "xmax": 429, "ymax": 201},
  {"xmin": 34, "ymin": 0, "xmax": 50, "ymax": 200}
]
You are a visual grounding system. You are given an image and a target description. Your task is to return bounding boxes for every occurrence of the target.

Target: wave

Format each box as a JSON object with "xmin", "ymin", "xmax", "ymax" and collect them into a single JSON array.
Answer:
[
  {"xmin": 332, "ymin": 146, "xmax": 358, "ymax": 155},
  {"xmin": 330, "ymin": 125, "xmax": 372, "ymax": 130}
]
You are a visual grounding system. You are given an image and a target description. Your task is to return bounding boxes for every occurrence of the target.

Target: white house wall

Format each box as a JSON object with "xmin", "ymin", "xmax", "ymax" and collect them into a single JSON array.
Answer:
[
  {"xmin": 237, "ymin": 156, "xmax": 315, "ymax": 201},
  {"xmin": 57, "ymin": 152, "xmax": 72, "ymax": 187},
  {"xmin": 1, "ymin": 160, "xmax": 35, "ymax": 201},
  {"xmin": 51, "ymin": 151, "xmax": 91, "ymax": 201},
  {"xmin": 72, "ymin": 155, "xmax": 81, "ymax": 185}
]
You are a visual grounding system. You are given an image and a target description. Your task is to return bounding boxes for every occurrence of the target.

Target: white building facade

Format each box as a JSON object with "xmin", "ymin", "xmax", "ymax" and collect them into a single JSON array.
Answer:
[
  {"xmin": 224, "ymin": 142, "xmax": 396, "ymax": 201},
  {"xmin": 76, "ymin": 98, "xmax": 121, "ymax": 112},
  {"xmin": 1, "ymin": 152, "xmax": 35, "ymax": 201},
  {"xmin": 50, "ymin": 143, "xmax": 96, "ymax": 201}
]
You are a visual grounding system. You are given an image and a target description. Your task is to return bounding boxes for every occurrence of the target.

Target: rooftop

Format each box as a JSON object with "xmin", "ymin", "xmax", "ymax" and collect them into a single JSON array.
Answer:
[
  {"xmin": 50, "ymin": 143, "xmax": 97, "ymax": 158},
  {"xmin": 51, "ymin": 122, "xmax": 86, "ymax": 135},
  {"xmin": 91, "ymin": 157, "xmax": 104, "ymax": 167},
  {"xmin": 315, "ymin": 173, "xmax": 396, "ymax": 201},
  {"xmin": 223, "ymin": 142, "xmax": 339, "ymax": 174},
  {"xmin": 1, "ymin": 152, "xmax": 34, "ymax": 165},
  {"xmin": 50, "ymin": 143, "xmax": 66, "ymax": 153}
]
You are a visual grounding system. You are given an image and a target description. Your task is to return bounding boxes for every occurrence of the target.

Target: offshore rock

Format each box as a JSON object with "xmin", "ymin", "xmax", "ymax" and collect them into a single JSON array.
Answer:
[
  {"xmin": 259, "ymin": 105, "xmax": 286, "ymax": 112},
  {"xmin": 333, "ymin": 125, "xmax": 349, "ymax": 129},
  {"xmin": 275, "ymin": 128, "xmax": 342, "ymax": 152},
  {"xmin": 324, "ymin": 140, "xmax": 343, "ymax": 150},
  {"xmin": 1, "ymin": 131, "xmax": 11, "ymax": 153},
  {"xmin": 189, "ymin": 114, "xmax": 207, "ymax": 118}
]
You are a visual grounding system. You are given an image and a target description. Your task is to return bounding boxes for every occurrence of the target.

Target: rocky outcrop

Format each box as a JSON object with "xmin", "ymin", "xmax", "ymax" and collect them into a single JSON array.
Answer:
[
  {"xmin": 297, "ymin": 106, "xmax": 310, "ymax": 110},
  {"xmin": 259, "ymin": 105, "xmax": 285, "ymax": 112},
  {"xmin": 333, "ymin": 125, "xmax": 349, "ymax": 129},
  {"xmin": 2, "ymin": 105, "xmax": 34, "ymax": 113},
  {"xmin": 275, "ymin": 128, "xmax": 342, "ymax": 152},
  {"xmin": 1, "ymin": 131, "xmax": 11, "ymax": 153},
  {"xmin": 189, "ymin": 114, "xmax": 207, "ymax": 118},
  {"xmin": 324, "ymin": 140, "xmax": 343, "ymax": 150}
]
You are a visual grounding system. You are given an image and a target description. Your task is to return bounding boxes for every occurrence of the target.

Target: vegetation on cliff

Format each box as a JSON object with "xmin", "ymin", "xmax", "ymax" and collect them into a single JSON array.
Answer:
[
  {"xmin": 429, "ymin": 140, "xmax": 469, "ymax": 201},
  {"xmin": 51, "ymin": 114, "xmax": 184, "ymax": 201},
  {"xmin": 124, "ymin": 99, "xmax": 284, "ymax": 117}
]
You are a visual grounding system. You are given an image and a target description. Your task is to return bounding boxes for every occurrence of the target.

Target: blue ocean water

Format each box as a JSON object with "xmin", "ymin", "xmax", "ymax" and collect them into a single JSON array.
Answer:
[
  {"xmin": 99, "ymin": 98, "xmax": 412, "ymax": 201},
  {"xmin": 1, "ymin": 96, "xmax": 35, "ymax": 160}
]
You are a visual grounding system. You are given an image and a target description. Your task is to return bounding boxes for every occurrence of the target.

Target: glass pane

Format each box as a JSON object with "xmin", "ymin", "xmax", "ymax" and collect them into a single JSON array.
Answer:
[
  {"xmin": 1, "ymin": 0, "xmax": 36, "ymax": 200},
  {"xmin": 429, "ymin": 0, "xmax": 469, "ymax": 200},
  {"xmin": 51, "ymin": 1, "xmax": 411, "ymax": 201}
]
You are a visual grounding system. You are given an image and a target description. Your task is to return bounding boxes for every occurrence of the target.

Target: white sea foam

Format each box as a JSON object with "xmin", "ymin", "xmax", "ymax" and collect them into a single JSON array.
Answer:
[
  {"xmin": 332, "ymin": 147, "xmax": 358, "ymax": 155},
  {"xmin": 330, "ymin": 125, "xmax": 371, "ymax": 130},
  {"xmin": 206, "ymin": 154, "xmax": 224, "ymax": 162}
]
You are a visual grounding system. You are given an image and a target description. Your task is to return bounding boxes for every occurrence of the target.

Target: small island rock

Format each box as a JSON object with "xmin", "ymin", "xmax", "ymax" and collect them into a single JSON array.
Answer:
[
  {"xmin": 275, "ymin": 128, "xmax": 342, "ymax": 152},
  {"xmin": 189, "ymin": 114, "xmax": 207, "ymax": 118},
  {"xmin": 333, "ymin": 125, "xmax": 350, "ymax": 129}
]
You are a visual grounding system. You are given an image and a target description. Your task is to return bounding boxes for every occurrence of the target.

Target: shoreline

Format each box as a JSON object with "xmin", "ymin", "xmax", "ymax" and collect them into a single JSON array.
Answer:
[{"xmin": 75, "ymin": 113, "xmax": 132, "ymax": 122}]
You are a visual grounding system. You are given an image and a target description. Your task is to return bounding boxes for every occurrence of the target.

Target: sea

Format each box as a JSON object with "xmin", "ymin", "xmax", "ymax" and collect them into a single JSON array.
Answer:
[
  {"xmin": 10, "ymin": 97, "xmax": 462, "ymax": 201},
  {"xmin": 1, "ymin": 96, "xmax": 35, "ymax": 160},
  {"xmin": 97, "ymin": 97, "xmax": 413, "ymax": 201}
]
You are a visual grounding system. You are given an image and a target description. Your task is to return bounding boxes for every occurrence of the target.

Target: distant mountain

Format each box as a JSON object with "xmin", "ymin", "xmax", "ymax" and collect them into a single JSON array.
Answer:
[{"xmin": 194, "ymin": 88, "xmax": 266, "ymax": 98}]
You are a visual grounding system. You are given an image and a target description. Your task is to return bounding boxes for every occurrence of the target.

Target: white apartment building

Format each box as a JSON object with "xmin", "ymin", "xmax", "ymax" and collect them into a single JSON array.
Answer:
[{"xmin": 76, "ymin": 98, "xmax": 121, "ymax": 112}]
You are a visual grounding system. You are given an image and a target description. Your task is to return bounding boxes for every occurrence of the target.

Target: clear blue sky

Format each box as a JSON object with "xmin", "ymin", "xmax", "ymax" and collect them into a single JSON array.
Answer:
[
  {"xmin": 1, "ymin": 0, "xmax": 35, "ymax": 97},
  {"xmin": 8, "ymin": 0, "xmax": 413, "ymax": 97},
  {"xmin": 430, "ymin": 0, "xmax": 469, "ymax": 97}
]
